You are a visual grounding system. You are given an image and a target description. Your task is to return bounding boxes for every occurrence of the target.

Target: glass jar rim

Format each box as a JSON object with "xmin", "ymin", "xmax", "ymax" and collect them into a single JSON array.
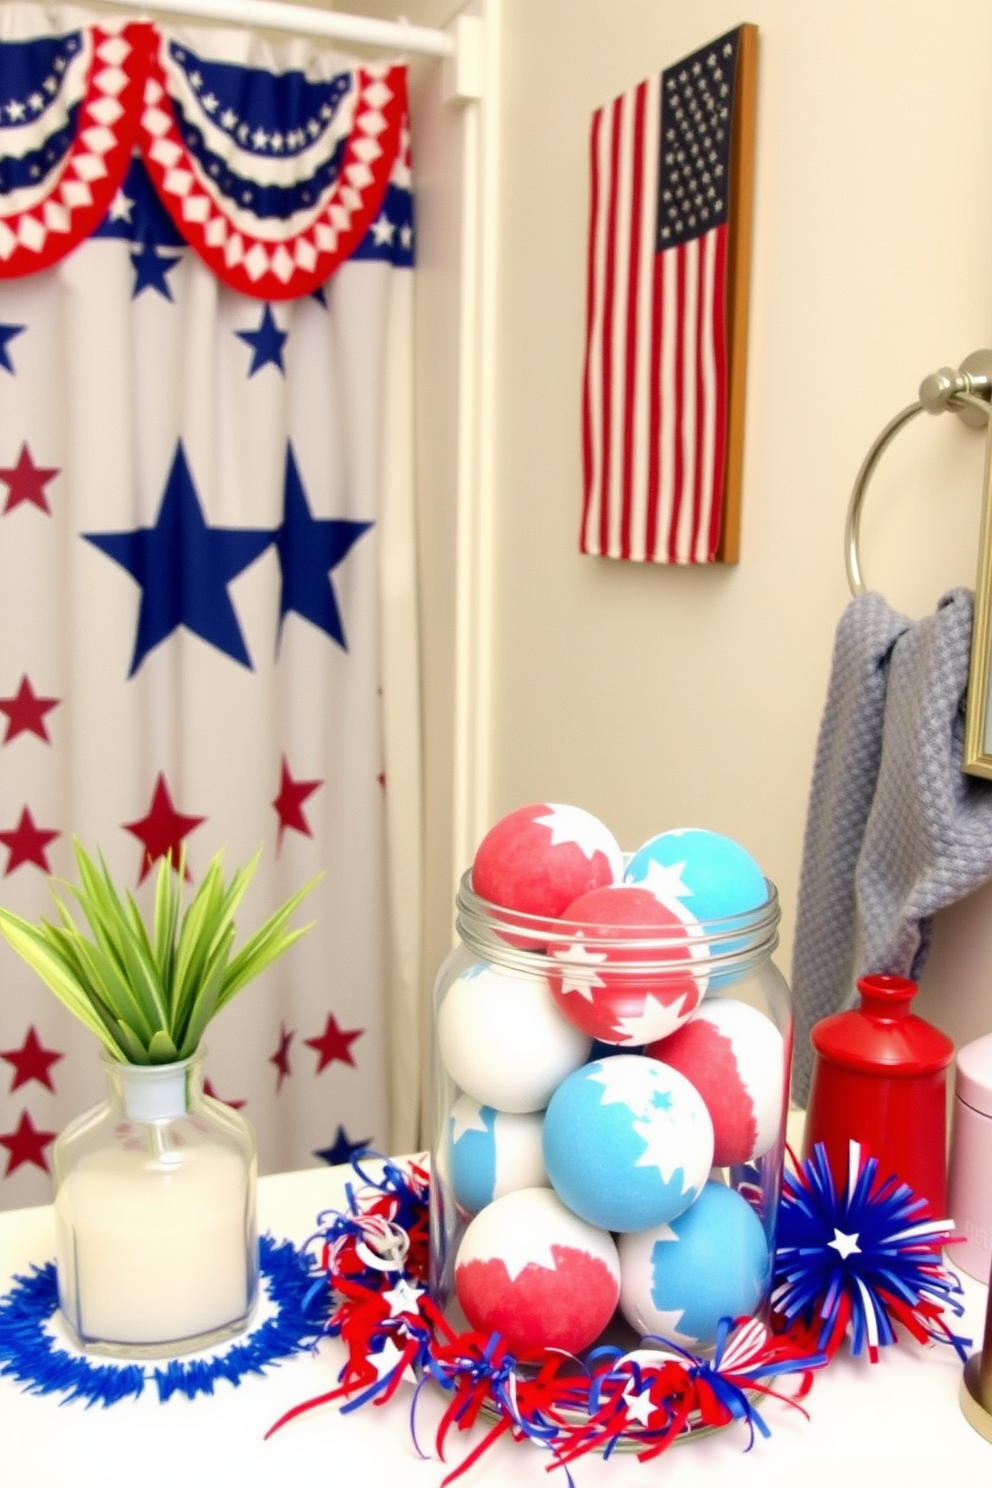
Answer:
[
  {"xmin": 99, "ymin": 1044, "xmax": 205, "ymax": 1076},
  {"xmin": 454, "ymin": 871, "xmax": 780, "ymax": 978}
]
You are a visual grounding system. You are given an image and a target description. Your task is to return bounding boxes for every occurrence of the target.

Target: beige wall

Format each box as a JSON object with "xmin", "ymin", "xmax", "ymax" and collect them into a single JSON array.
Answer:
[{"xmin": 349, "ymin": 0, "xmax": 992, "ymax": 1059}]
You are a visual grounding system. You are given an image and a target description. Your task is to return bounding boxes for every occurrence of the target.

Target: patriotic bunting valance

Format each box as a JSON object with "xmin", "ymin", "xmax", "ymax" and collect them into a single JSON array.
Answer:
[{"xmin": 0, "ymin": 17, "xmax": 408, "ymax": 298}]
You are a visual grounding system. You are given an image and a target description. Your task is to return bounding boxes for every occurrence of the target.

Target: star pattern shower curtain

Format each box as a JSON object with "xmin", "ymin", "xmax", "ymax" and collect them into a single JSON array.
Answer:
[{"xmin": 0, "ymin": 4, "xmax": 422, "ymax": 1208}]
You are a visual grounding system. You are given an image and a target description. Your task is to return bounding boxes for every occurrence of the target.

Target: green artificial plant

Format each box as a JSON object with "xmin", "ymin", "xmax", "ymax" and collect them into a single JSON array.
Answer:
[{"xmin": 0, "ymin": 840, "xmax": 318, "ymax": 1064}]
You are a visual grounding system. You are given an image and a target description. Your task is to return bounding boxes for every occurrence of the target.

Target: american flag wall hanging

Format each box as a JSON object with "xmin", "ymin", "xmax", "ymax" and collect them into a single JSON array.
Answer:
[{"xmin": 580, "ymin": 24, "xmax": 758, "ymax": 565}]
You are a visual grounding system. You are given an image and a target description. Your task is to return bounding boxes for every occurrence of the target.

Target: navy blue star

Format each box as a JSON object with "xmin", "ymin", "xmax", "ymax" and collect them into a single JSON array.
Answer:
[
  {"xmin": 236, "ymin": 304, "xmax": 288, "ymax": 376},
  {"xmin": 130, "ymin": 242, "xmax": 183, "ymax": 300},
  {"xmin": 0, "ymin": 322, "xmax": 26, "ymax": 374},
  {"xmin": 83, "ymin": 442, "xmax": 275, "ymax": 675},
  {"xmin": 275, "ymin": 445, "xmax": 372, "ymax": 649},
  {"xmin": 314, "ymin": 1125, "xmax": 372, "ymax": 1167}
]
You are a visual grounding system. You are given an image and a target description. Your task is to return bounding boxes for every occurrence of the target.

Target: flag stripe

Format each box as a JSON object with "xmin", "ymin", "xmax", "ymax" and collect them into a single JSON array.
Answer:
[
  {"xmin": 619, "ymin": 79, "xmax": 647, "ymax": 561},
  {"xmin": 707, "ymin": 222, "xmax": 730, "ymax": 560},
  {"xmin": 580, "ymin": 105, "xmax": 603, "ymax": 554},
  {"xmin": 597, "ymin": 95, "xmax": 623, "ymax": 559},
  {"xmin": 580, "ymin": 28, "xmax": 743, "ymax": 565}
]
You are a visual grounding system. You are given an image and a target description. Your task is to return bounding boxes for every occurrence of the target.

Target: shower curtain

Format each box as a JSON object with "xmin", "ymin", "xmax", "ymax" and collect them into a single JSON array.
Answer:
[{"xmin": 0, "ymin": 4, "xmax": 422, "ymax": 1208}]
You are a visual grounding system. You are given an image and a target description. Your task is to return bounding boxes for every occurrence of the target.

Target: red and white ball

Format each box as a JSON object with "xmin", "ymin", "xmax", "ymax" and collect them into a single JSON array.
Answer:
[
  {"xmin": 438, "ymin": 958, "xmax": 592, "ymax": 1113},
  {"xmin": 546, "ymin": 884, "xmax": 707, "ymax": 1046},
  {"xmin": 472, "ymin": 803, "xmax": 623, "ymax": 919},
  {"xmin": 646, "ymin": 998, "xmax": 784, "ymax": 1166},
  {"xmin": 454, "ymin": 1187, "xmax": 620, "ymax": 1357}
]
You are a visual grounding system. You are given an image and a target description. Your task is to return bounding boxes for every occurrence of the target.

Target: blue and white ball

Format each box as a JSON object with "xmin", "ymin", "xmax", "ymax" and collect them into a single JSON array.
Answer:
[
  {"xmin": 446, "ymin": 1095, "xmax": 548, "ymax": 1215},
  {"xmin": 438, "ymin": 959, "xmax": 592, "ymax": 1113},
  {"xmin": 618, "ymin": 1181, "xmax": 770, "ymax": 1348},
  {"xmin": 542, "ymin": 1055, "xmax": 714, "ymax": 1232},
  {"xmin": 624, "ymin": 828, "xmax": 767, "ymax": 922}
]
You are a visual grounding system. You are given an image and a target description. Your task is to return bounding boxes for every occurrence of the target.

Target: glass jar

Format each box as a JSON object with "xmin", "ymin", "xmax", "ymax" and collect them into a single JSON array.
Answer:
[
  {"xmin": 53, "ymin": 1046, "xmax": 258, "ymax": 1357},
  {"xmin": 430, "ymin": 872, "xmax": 792, "ymax": 1363}
]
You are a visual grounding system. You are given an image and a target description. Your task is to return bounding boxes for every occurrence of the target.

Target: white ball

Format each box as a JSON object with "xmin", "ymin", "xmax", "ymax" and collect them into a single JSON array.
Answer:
[{"xmin": 438, "ymin": 959, "xmax": 592, "ymax": 1112}]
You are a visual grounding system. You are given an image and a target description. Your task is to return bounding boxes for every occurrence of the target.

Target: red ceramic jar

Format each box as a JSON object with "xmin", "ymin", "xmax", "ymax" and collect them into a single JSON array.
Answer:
[{"xmin": 802, "ymin": 974, "xmax": 954, "ymax": 1216}]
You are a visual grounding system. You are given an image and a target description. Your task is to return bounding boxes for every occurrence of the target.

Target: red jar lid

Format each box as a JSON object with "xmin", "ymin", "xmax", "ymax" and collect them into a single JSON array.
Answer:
[{"xmin": 809, "ymin": 974, "xmax": 954, "ymax": 1075}]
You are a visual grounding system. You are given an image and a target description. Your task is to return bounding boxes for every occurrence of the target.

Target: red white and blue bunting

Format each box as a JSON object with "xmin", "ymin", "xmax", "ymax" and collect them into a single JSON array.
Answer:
[{"xmin": 0, "ymin": 16, "xmax": 408, "ymax": 296}]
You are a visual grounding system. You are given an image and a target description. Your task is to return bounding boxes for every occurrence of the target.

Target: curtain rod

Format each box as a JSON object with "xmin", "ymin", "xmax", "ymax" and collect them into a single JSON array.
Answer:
[{"xmin": 93, "ymin": 0, "xmax": 456, "ymax": 56}]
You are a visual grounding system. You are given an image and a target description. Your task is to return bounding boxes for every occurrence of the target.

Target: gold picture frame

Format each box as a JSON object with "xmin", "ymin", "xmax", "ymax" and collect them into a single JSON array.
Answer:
[{"xmin": 964, "ymin": 411, "xmax": 992, "ymax": 778}]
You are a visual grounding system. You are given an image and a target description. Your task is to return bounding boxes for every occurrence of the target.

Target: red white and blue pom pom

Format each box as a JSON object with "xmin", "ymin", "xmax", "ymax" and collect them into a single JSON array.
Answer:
[{"xmin": 772, "ymin": 1139, "xmax": 970, "ymax": 1362}]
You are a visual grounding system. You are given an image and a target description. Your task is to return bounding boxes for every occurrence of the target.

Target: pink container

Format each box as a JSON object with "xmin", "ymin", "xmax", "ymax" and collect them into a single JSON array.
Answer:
[{"xmin": 948, "ymin": 1031, "xmax": 992, "ymax": 1284}]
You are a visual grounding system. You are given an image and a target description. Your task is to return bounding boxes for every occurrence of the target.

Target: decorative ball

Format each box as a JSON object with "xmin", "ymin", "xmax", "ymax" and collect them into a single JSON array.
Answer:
[
  {"xmin": 471, "ymin": 803, "xmax": 623, "ymax": 919},
  {"xmin": 446, "ymin": 1095, "xmax": 548, "ymax": 1215},
  {"xmin": 542, "ymin": 1055, "xmax": 714, "ymax": 1232},
  {"xmin": 624, "ymin": 827, "xmax": 767, "ymax": 922},
  {"xmin": 437, "ymin": 959, "xmax": 592, "ymax": 1113},
  {"xmin": 618, "ymin": 1180, "xmax": 770, "ymax": 1348},
  {"xmin": 547, "ymin": 884, "xmax": 706, "ymax": 1046},
  {"xmin": 645, "ymin": 999, "xmax": 785, "ymax": 1167},
  {"xmin": 454, "ymin": 1187, "xmax": 620, "ymax": 1357}
]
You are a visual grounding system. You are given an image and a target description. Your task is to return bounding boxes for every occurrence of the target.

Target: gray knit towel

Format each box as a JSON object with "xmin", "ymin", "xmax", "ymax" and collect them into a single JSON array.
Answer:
[{"xmin": 791, "ymin": 587, "xmax": 992, "ymax": 1103}]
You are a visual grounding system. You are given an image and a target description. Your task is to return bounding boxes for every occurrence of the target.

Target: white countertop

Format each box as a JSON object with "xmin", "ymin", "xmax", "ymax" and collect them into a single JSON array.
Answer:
[{"xmin": 2, "ymin": 1162, "xmax": 991, "ymax": 1488}]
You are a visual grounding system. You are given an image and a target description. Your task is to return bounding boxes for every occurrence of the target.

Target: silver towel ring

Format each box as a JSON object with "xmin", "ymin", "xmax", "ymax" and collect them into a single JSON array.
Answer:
[{"xmin": 845, "ymin": 350, "xmax": 992, "ymax": 595}]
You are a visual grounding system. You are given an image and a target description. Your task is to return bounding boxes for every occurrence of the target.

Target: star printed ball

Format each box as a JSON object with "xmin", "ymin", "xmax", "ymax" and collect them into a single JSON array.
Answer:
[
  {"xmin": 618, "ymin": 1180, "xmax": 770, "ymax": 1348},
  {"xmin": 446, "ymin": 1095, "xmax": 548, "ymax": 1215},
  {"xmin": 624, "ymin": 828, "xmax": 767, "ymax": 922},
  {"xmin": 546, "ymin": 884, "xmax": 706, "ymax": 1046},
  {"xmin": 646, "ymin": 999, "xmax": 785, "ymax": 1167},
  {"xmin": 542, "ymin": 1055, "xmax": 714, "ymax": 1232},
  {"xmin": 454, "ymin": 1186, "xmax": 621, "ymax": 1357},
  {"xmin": 437, "ymin": 959, "xmax": 592, "ymax": 1113},
  {"xmin": 471, "ymin": 803, "xmax": 623, "ymax": 920}
]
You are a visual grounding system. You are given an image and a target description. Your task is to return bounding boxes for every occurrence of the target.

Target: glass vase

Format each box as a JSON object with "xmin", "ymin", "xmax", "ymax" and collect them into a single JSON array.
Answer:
[
  {"xmin": 52, "ymin": 1046, "xmax": 258, "ymax": 1357},
  {"xmin": 430, "ymin": 871, "xmax": 792, "ymax": 1363}
]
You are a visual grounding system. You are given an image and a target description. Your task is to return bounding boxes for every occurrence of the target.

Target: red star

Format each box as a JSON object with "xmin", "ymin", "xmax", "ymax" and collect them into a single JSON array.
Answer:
[
  {"xmin": 0, "ymin": 443, "xmax": 59, "ymax": 514},
  {"xmin": 305, "ymin": 1013, "xmax": 364, "ymax": 1074},
  {"xmin": 270, "ymin": 1023, "xmax": 294, "ymax": 1092},
  {"xmin": 272, "ymin": 755, "xmax": 322, "ymax": 851},
  {"xmin": 0, "ymin": 806, "xmax": 59, "ymax": 874},
  {"xmin": 203, "ymin": 1077, "xmax": 246, "ymax": 1110},
  {"xmin": 123, "ymin": 772, "xmax": 206, "ymax": 883},
  {"xmin": 0, "ymin": 1109, "xmax": 57, "ymax": 1175},
  {"xmin": 0, "ymin": 675, "xmax": 60, "ymax": 744},
  {"xmin": 1, "ymin": 1025, "xmax": 64, "ymax": 1092}
]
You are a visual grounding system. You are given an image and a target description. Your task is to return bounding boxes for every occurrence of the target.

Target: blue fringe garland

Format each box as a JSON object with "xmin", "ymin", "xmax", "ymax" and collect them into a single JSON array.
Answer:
[{"xmin": 0, "ymin": 1233, "xmax": 329, "ymax": 1407}]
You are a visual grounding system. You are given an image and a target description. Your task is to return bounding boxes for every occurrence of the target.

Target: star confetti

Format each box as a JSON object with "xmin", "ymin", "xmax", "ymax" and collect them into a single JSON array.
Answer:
[
  {"xmin": 0, "ymin": 322, "xmax": 25, "ymax": 374},
  {"xmin": 270, "ymin": 1023, "xmax": 294, "ymax": 1092},
  {"xmin": 0, "ymin": 1109, "xmax": 57, "ymax": 1176},
  {"xmin": 236, "ymin": 303, "xmax": 288, "ymax": 376},
  {"xmin": 129, "ymin": 242, "xmax": 183, "ymax": 300},
  {"xmin": 0, "ymin": 807, "xmax": 59, "ymax": 874},
  {"xmin": 0, "ymin": 676, "xmax": 59, "ymax": 744},
  {"xmin": 123, "ymin": 772, "xmax": 205, "ymax": 883},
  {"xmin": 272, "ymin": 755, "xmax": 322, "ymax": 851},
  {"xmin": 83, "ymin": 441, "xmax": 274, "ymax": 675},
  {"xmin": 0, "ymin": 1026, "xmax": 64, "ymax": 1093},
  {"xmin": 315, "ymin": 1125, "xmax": 373, "ymax": 1166},
  {"xmin": 0, "ymin": 444, "xmax": 59, "ymax": 514},
  {"xmin": 274, "ymin": 445, "xmax": 372, "ymax": 649},
  {"xmin": 305, "ymin": 1013, "xmax": 364, "ymax": 1074},
  {"xmin": 203, "ymin": 1078, "xmax": 246, "ymax": 1110}
]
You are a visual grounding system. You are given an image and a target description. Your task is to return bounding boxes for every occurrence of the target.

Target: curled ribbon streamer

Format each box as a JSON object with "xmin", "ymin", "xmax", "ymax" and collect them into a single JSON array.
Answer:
[{"xmin": 267, "ymin": 1151, "xmax": 834, "ymax": 1478}]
